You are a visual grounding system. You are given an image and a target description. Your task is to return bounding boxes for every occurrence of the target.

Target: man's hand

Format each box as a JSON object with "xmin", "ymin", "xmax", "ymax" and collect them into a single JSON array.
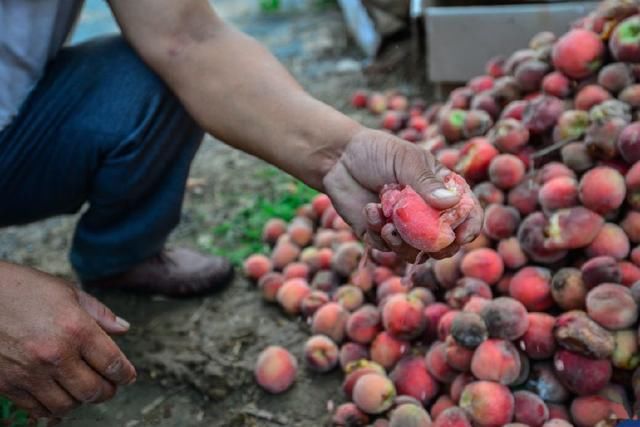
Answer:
[
  {"xmin": 0, "ymin": 262, "xmax": 136, "ymax": 421},
  {"xmin": 323, "ymin": 129, "xmax": 484, "ymax": 262}
]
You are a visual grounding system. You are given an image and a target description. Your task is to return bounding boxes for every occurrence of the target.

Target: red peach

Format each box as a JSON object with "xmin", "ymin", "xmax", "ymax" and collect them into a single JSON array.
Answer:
[
  {"xmin": 342, "ymin": 360, "xmax": 386, "ymax": 399},
  {"xmin": 500, "ymin": 100, "xmax": 528, "ymax": 121},
  {"xmin": 388, "ymin": 94, "xmax": 408, "ymax": 111},
  {"xmin": 585, "ymin": 117, "xmax": 627, "ymax": 160},
  {"xmin": 296, "ymin": 203, "xmax": 317, "ymax": 223},
  {"xmin": 282, "ymin": 262, "xmax": 309, "ymax": 280},
  {"xmin": 513, "ymin": 390, "xmax": 549, "ymax": 427},
  {"xmin": 498, "ymin": 237, "xmax": 528, "ymax": 269},
  {"xmin": 437, "ymin": 310, "xmax": 460, "ymax": 342},
  {"xmin": 288, "ymin": 217, "xmax": 313, "ymax": 247},
  {"xmin": 518, "ymin": 313, "xmax": 556, "ymax": 360},
  {"xmin": 368, "ymin": 92, "xmax": 387, "ymax": 114},
  {"xmin": 538, "ymin": 177, "xmax": 578, "ymax": 213},
  {"xmin": 409, "ymin": 115, "xmax": 429, "ymax": 132},
  {"xmin": 311, "ymin": 302, "xmax": 349, "ymax": 342},
  {"xmin": 445, "ymin": 336, "xmax": 474, "ymax": 372},
  {"xmin": 560, "ymin": 141, "xmax": 594, "ymax": 172},
  {"xmin": 381, "ymin": 110, "xmax": 405, "ymax": 132},
  {"xmin": 243, "ymin": 254, "xmax": 273, "ymax": 281},
  {"xmin": 463, "ymin": 109, "xmax": 493, "ymax": 139},
  {"xmin": 509, "ymin": 266, "xmax": 553, "ymax": 311},
  {"xmin": 585, "ymin": 223, "xmax": 630, "ymax": 260},
  {"xmin": 339, "ymin": 342, "xmax": 368, "ymax": 371},
  {"xmin": 423, "ymin": 303, "xmax": 452, "ymax": 343},
  {"xmin": 346, "ymin": 305, "xmax": 381, "ymax": 344},
  {"xmin": 581, "ymin": 256, "xmax": 621, "ymax": 289},
  {"xmin": 373, "ymin": 266, "xmax": 394, "ymax": 287},
  {"xmin": 481, "ymin": 297, "xmax": 530, "ymax": 340},
  {"xmin": 488, "ymin": 154, "xmax": 526, "ymax": 190},
  {"xmin": 542, "ymin": 71, "xmax": 572, "ymax": 98},
  {"xmin": 370, "ymin": 249, "xmax": 400, "ymax": 268},
  {"xmin": 352, "ymin": 373, "xmax": 396, "ymax": 415},
  {"xmin": 553, "ymin": 310, "xmax": 614, "ymax": 359},
  {"xmin": 450, "ymin": 373, "xmax": 475, "ymax": 404},
  {"xmin": 334, "ymin": 285, "xmax": 364, "ymax": 311},
  {"xmin": 350, "ymin": 90, "xmax": 368, "ymax": 109},
  {"xmin": 320, "ymin": 206, "xmax": 337, "ymax": 229},
  {"xmin": 575, "ymin": 85, "xmax": 612, "ymax": 111},
  {"xmin": 626, "ymin": 160, "xmax": 640, "ymax": 209},
  {"xmin": 552, "ymin": 29, "xmax": 604, "ymax": 79},
  {"xmin": 255, "ymin": 346, "xmax": 297, "ymax": 394},
  {"xmin": 469, "ymin": 75, "xmax": 495, "ymax": 93},
  {"xmin": 431, "ymin": 396, "xmax": 456, "ymax": 421},
  {"xmin": 508, "ymin": 178, "xmax": 540, "ymax": 216},
  {"xmin": 445, "ymin": 278, "xmax": 492, "ymax": 310},
  {"xmin": 300, "ymin": 290, "xmax": 329, "ymax": 317},
  {"xmin": 437, "ymin": 148, "xmax": 461, "ymax": 170},
  {"xmin": 553, "ymin": 349, "xmax": 612, "ymax": 395},
  {"xmin": 258, "ymin": 272, "xmax": 285, "ymax": 302},
  {"xmin": 376, "ymin": 276, "xmax": 408, "ymax": 305},
  {"xmin": 389, "ymin": 404, "xmax": 432, "ymax": 427},
  {"xmin": 449, "ymin": 88, "xmax": 474, "ymax": 110},
  {"xmin": 433, "ymin": 407, "xmax": 472, "ymax": 427},
  {"xmin": 552, "ymin": 110, "xmax": 590, "ymax": 143},
  {"xmin": 460, "ymin": 248, "xmax": 504, "ymax": 285},
  {"xmin": 570, "ymin": 395, "xmax": 629, "ymax": 427},
  {"xmin": 496, "ymin": 273, "xmax": 513, "ymax": 296},
  {"xmin": 609, "ymin": 15, "xmax": 640, "ymax": 63},
  {"xmin": 471, "ymin": 92, "xmax": 501, "ymax": 120},
  {"xmin": 382, "ymin": 294, "xmax": 426, "ymax": 340},
  {"xmin": 390, "ymin": 356, "xmax": 439, "ymax": 405},
  {"xmin": 271, "ymin": 237, "xmax": 301, "ymax": 270},
  {"xmin": 538, "ymin": 162, "xmax": 576, "ymax": 183},
  {"xmin": 620, "ymin": 260, "xmax": 640, "ymax": 286},
  {"xmin": 543, "ymin": 207, "xmax": 605, "ymax": 250},
  {"xmin": 488, "ymin": 118, "xmax": 530, "ymax": 153},
  {"xmin": 370, "ymin": 331, "xmax": 410, "ymax": 370},
  {"xmin": 332, "ymin": 402, "xmax": 370, "ymax": 426},
  {"xmin": 304, "ymin": 335, "xmax": 338, "ymax": 372},
  {"xmin": 459, "ymin": 381, "xmax": 515, "ymax": 427},
  {"xmin": 492, "ymin": 76, "xmax": 522, "ymax": 107},
  {"xmin": 455, "ymin": 138, "xmax": 499, "ymax": 182},
  {"xmin": 276, "ymin": 278, "xmax": 311, "ymax": 315},
  {"xmin": 618, "ymin": 122, "xmax": 640, "ymax": 164},
  {"xmin": 313, "ymin": 229, "xmax": 334, "ymax": 248},
  {"xmin": 471, "ymin": 339, "xmax": 521, "ymax": 385},
  {"xmin": 633, "ymin": 246, "xmax": 640, "ymax": 266},
  {"xmin": 522, "ymin": 95, "xmax": 565, "ymax": 134},
  {"xmin": 517, "ymin": 212, "xmax": 568, "ymax": 264},
  {"xmin": 262, "ymin": 218, "xmax": 288, "ymax": 246},
  {"xmin": 311, "ymin": 193, "xmax": 331, "ymax": 217},
  {"xmin": 473, "ymin": 182, "xmax": 505, "ymax": 207},
  {"xmin": 515, "ymin": 59, "xmax": 550, "ymax": 93},
  {"xmin": 504, "ymin": 49, "xmax": 537, "ymax": 75},
  {"xmin": 439, "ymin": 109, "xmax": 467, "ymax": 142},
  {"xmin": 425, "ymin": 341, "xmax": 458, "ymax": 383},
  {"xmin": 586, "ymin": 283, "xmax": 638, "ymax": 330},
  {"xmin": 486, "ymin": 55, "xmax": 506, "ymax": 78}
]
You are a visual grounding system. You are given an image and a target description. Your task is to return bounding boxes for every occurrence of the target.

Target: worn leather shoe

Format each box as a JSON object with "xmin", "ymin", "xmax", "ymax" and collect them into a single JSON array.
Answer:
[{"xmin": 83, "ymin": 248, "xmax": 234, "ymax": 297}]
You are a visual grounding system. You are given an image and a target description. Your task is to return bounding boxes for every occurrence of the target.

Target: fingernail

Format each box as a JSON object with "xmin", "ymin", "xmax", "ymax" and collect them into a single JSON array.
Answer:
[
  {"xmin": 116, "ymin": 316, "xmax": 130, "ymax": 330},
  {"xmin": 432, "ymin": 188, "xmax": 457, "ymax": 200},
  {"xmin": 126, "ymin": 375, "xmax": 137, "ymax": 386}
]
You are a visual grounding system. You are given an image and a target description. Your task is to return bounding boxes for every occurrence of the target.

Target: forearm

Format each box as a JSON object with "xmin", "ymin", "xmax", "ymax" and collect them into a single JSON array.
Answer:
[{"xmin": 111, "ymin": 2, "xmax": 362, "ymax": 190}]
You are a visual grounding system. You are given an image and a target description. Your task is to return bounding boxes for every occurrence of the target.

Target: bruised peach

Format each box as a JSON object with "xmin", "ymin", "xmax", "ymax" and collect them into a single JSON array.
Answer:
[
  {"xmin": 570, "ymin": 395, "xmax": 629, "ymax": 427},
  {"xmin": 332, "ymin": 402, "xmax": 370, "ymax": 426},
  {"xmin": 445, "ymin": 278, "xmax": 492, "ymax": 310},
  {"xmin": 342, "ymin": 360, "xmax": 386, "ymax": 398},
  {"xmin": 488, "ymin": 154, "xmax": 526, "ymax": 190},
  {"xmin": 459, "ymin": 381, "xmax": 515, "ymax": 427},
  {"xmin": 518, "ymin": 313, "xmax": 556, "ymax": 360},
  {"xmin": 255, "ymin": 346, "xmax": 297, "ymax": 394},
  {"xmin": 460, "ymin": 248, "xmax": 504, "ymax": 285},
  {"xmin": 471, "ymin": 339, "xmax": 521, "ymax": 385},
  {"xmin": 276, "ymin": 278, "xmax": 311, "ymax": 315},
  {"xmin": 481, "ymin": 297, "xmax": 529, "ymax": 340},
  {"xmin": 390, "ymin": 356, "xmax": 439, "ymax": 405},
  {"xmin": 542, "ymin": 71, "xmax": 572, "ymax": 98},
  {"xmin": 262, "ymin": 218, "xmax": 288, "ymax": 246},
  {"xmin": 517, "ymin": 212, "xmax": 568, "ymax": 264},
  {"xmin": 346, "ymin": 305, "xmax": 381, "ymax": 344},
  {"xmin": 515, "ymin": 59, "xmax": 550, "ymax": 93},
  {"xmin": 258, "ymin": 272, "xmax": 285, "ymax": 303},
  {"xmin": 552, "ymin": 29, "xmax": 604, "ymax": 79},
  {"xmin": 585, "ymin": 117, "xmax": 627, "ymax": 160},
  {"xmin": 553, "ymin": 310, "xmax": 614, "ymax": 359},
  {"xmin": 585, "ymin": 223, "xmax": 630, "ymax": 260},
  {"xmin": 271, "ymin": 237, "xmax": 301, "ymax": 270},
  {"xmin": 543, "ymin": 207, "xmax": 605, "ymax": 250},
  {"xmin": 561, "ymin": 142, "xmax": 593, "ymax": 172},
  {"xmin": 370, "ymin": 331, "xmax": 410, "ymax": 370},
  {"xmin": 451, "ymin": 312, "xmax": 488, "ymax": 349},
  {"xmin": 380, "ymin": 174, "xmax": 474, "ymax": 253},
  {"xmin": 525, "ymin": 362, "xmax": 571, "ymax": 403},
  {"xmin": 331, "ymin": 242, "xmax": 363, "ymax": 277},
  {"xmin": 522, "ymin": 95, "xmax": 565, "ymax": 134},
  {"xmin": 579, "ymin": 166, "xmax": 626, "ymax": 215},
  {"xmin": 463, "ymin": 109, "xmax": 493, "ymax": 138},
  {"xmin": 581, "ymin": 256, "xmax": 620, "ymax": 290},
  {"xmin": 455, "ymin": 138, "xmax": 499, "ymax": 182},
  {"xmin": 586, "ymin": 283, "xmax": 638, "ymax": 330},
  {"xmin": 311, "ymin": 302, "xmax": 349, "ymax": 343},
  {"xmin": 300, "ymin": 290, "xmax": 329, "ymax": 317},
  {"xmin": 575, "ymin": 85, "xmax": 612, "ymax": 111},
  {"xmin": 433, "ymin": 406, "xmax": 472, "ymax": 427},
  {"xmin": 423, "ymin": 303, "xmax": 452, "ymax": 343},
  {"xmin": 473, "ymin": 182, "xmax": 504, "ymax": 207},
  {"xmin": 304, "ymin": 335, "xmax": 338, "ymax": 372},
  {"xmin": 553, "ymin": 349, "xmax": 611, "ymax": 395},
  {"xmin": 488, "ymin": 119, "xmax": 530, "ymax": 153},
  {"xmin": 352, "ymin": 373, "xmax": 396, "ymax": 415},
  {"xmin": 513, "ymin": 391, "xmax": 549, "ymax": 427},
  {"xmin": 339, "ymin": 342, "xmax": 368, "ymax": 371},
  {"xmin": 510, "ymin": 266, "xmax": 553, "ymax": 311},
  {"xmin": 508, "ymin": 179, "xmax": 540, "ymax": 216},
  {"xmin": 425, "ymin": 341, "xmax": 458, "ymax": 383},
  {"xmin": 389, "ymin": 404, "xmax": 432, "ymax": 427}
]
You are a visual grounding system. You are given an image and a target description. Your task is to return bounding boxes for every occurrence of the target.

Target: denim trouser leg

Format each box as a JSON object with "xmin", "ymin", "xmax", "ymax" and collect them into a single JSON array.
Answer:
[{"xmin": 0, "ymin": 36, "xmax": 204, "ymax": 281}]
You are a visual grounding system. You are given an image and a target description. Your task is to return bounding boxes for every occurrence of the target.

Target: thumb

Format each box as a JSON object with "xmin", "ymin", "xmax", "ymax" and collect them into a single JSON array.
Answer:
[
  {"xmin": 410, "ymin": 167, "xmax": 460, "ymax": 210},
  {"xmin": 77, "ymin": 290, "xmax": 130, "ymax": 335}
]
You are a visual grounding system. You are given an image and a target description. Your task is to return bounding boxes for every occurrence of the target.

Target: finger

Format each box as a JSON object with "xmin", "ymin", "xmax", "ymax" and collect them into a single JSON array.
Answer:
[
  {"xmin": 323, "ymin": 161, "xmax": 379, "ymax": 238},
  {"xmin": 454, "ymin": 202, "xmax": 484, "ymax": 245},
  {"xmin": 55, "ymin": 359, "xmax": 117, "ymax": 404},
  {"xmin": 76, "ymin": 290, "xmax": 130, "ymax": 335},
  {"xmin": 364, "ymin": 203, "xmax": 385, "ymax": 234},
  {"xmin": 81, "ymin": 328, "xmax": 136, "ymax": 386},
  {"xmin": 380, "ymin": 223, "xmax": 421, "ymax": 263},
  {"xmin": 429, "ymin": 243, "xmax": 461, "ymax": 260},
  {"xmin": 29, "ymin": 381, "xmax": 78, "ymax": 417},
  {"xmin": 364, "ymin": 231, "xmax": 389, "ymax": 252}
]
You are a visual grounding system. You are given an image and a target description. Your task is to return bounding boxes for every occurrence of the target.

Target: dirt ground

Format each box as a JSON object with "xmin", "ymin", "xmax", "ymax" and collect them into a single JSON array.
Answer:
[{"xmin": 0, "ymin": 2, "xmax": 423, "ymax": 426}]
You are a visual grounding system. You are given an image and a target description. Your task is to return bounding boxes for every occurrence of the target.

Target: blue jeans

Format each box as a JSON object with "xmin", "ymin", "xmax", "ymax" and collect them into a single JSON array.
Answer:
[{"xmin": 0, "ymin": 36, "xmax": 204, "ymax": 281}]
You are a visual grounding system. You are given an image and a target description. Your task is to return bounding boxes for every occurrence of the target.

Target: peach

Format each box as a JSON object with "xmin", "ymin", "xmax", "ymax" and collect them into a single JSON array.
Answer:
[
  {"xmin": 591, "ymin": 98, "xmax": 632, "ymax": 124},
  {"xmin": 370, "ymin": 249, "xmax": 400, "ymax": 268},
  {"xmin": 609, "ymin": 15, "xmax": 640, "ymax": 62},
  {"xmin": 423, "ymin": 303, "xmax": 452, "ymax": 343},
  {"xmin": 486, "ymin": 55, "xmax": 506, "ymax": 78},
  {"xmin": 586, "ymin": 283, "xmax": 638, "ymax": 330},
  {"xmin": 542, "ymin": 71, "xmax": 571, "ymax": 98},
  {"xmin": 313, "ymin": 229, "xmax": 334, "ymax": 248},
  {"xmin": 371, "ymin": 419, "xmax": 390, "ymax": 427},
  {"xmin": 352, "ymin": 373, "xmax": 396, "ymax": 414},
  {"xmin": 388, "ymin": 94, "xmax": 408, "ymax": 111},
  {"xmin": 560, "ymin": 142, "xmax": 593, "ymax": 172},
  {"xmin": 381, "ymin": 110, "xmax": 405, "ymax": 132},
  {"xmin": 515, "ymin": 59, "xmax": 550, "ymax": 93},
  {"xmin": 498, "ymin": 237, "xmax": 528, "ymax": 269},
  {"xmin": 450, "ymin": 372, "xmax": 476, "ymax": 403},
  {"xmin": 481, "ymin": 297, "xmax": 529, "ymax": 340},
  {"xmin": 332, "ymin": 403, "xmax": 370, "ymax": 426},
  {"xmin": 525, "ymin": 362, "xmax": 570, "ymax": 403},
  {"xmin": 295, "ymin": 203, "xmax": 317, "ymax": 223},
  {"xmin": 612, "ymin": 329, "xmax": 640, "ymax": 370},
  {"xmin": 495, "ymin": 273, "xmax": 513, "ymax": 296},
  {"xmin": 451, "ymin": 312, "xmax": 488, "ymax": 349},
  {"xmin": 459, "ymin": 381, "xmax": 515, "ymax": 427},
  {"xmin": 368, "ymin": 92, "xmax": 387, "ymax": 114},
  {"xmin": 585, "ymin": 117, "xmax": 627, "ymax": 160},
  {"xmin": 389, "ymin": 404, "xmax": 432, "ymax": 427},
  {"xmin": 470, "ymin": 92, "xmax": 501, "ymax": 120},
  {"xmin": 487, "ymin": 119, "xmax": 529, "ymax": 153},
  {"xmin": 271, "ymin": 237, "xmax": 301, "ymax": 270},
  {"xmin": 460, "ymin": 248, "xmax": 504, "ymax": 285},
  {"xmin": 320, "ymin": 205, "xmax": 337, "ymax": 229},
  {"xmin": 300, "ymin": 290, "xmax": 329, "ymax": 317},
  {"xmin": 463, "ymin": 232, "xmax": 491, "ymax": 252},
  {"xmin": 508, "ymin": 178, "xmax": 540, "ymax": 216},
  {"xmin": 382, "ymin": 294, "xmax": 426, "ymax": 340},
  {"xmin": 553, "ymin": 349, "xmax": 611, "ymax": 395},
  {"xmin": 445, "ymin": 337, "xmax": 474, "ymax": 372},
  {"xmin": 409, "ymin": 287, "xmax": 435, "ymax": 307},
  {"xmin": 243, "ymin": 254, "xmax": 273, "ymax": 281},
  {"xmin": 553, "ymin": 110, "xmax": 590, "ymax": 143},
  {"xmin": 517, "ymin": 212, "xmax": 568, "ymax": 264},
  {"xmin": 575, "ymin": 85, "xmax": 612, "ymax": 111},
  {"xmin": 522, "ymin": 95, "xmax": 565, "ymax": 134},
  {"xmin": 342, "ymin": 360, "xmax": 386, "ymax": 398},
  {"xmin": 431, "ymin": 396, "xmax": 456, "ymax": 420},
  {"xmin": 619, "ymin": 84, "xmax": 640, "ymax": 109},
  {"xmin": 410, "ymin": 262, "xmax": 438, "ymax": 289},
  {"xmin": 376, "ymin": 276, "xmax": 407, "ymax": 303},
  {"xmin": 276, "ymin": 278, "xmax": 311, "ymax": 315},
  {"xmin": 350, "ymin": 90, "xmax": 368, "ymax": 109},
  {"xmin": 598, "ymin": 62, "xmax": 633, "ymax": 94},
  {"xmin": 513, "ymin": 391, "xmax": 549, "ymax": 427},
  {"xmin": 539, "ymin": 162, "xmax": 576, "ymax": 183},
  {"xmin": 311, "ymin": 269, "xmax": 338, "ymax": 293},
  {"xmin": 437, "ymin": 310, "xmax": 460, "ymax": 342},
  {"xmin": 570, "ymin": 395, "xmax": 629, "ymax": 427},
  {"xmin": 509, "ymin": 266, "xmax": 553, "ymax": 311},
  {"xmin": 282, "ymin": 262, "xmax": 309, "ymax": 280},
  {"xmin": 258, "ymin": 272, "xmax": 285, "ymax": 303},
  {"xmin": 409, "ymin": 115, "xmax": 429, "ymax": 132},
  {"xmin": 493, "ymin": 76, "xmax": 522, "ymax": 107},
  {"xmin": 463, "ymin": 109, "xmax": 493, "ymax": 139},
  {"xmin": 445, "ymin": 278, "xmax": 492, "ymax": 310},
  {"xmin": 626, "ymin": 160, "xmax": 640, "ymax": 209},
  {"xmin": 585, "ymin": 223, "xmax": 630, "ymax": 260},
  {"xmin": 399, "ymin": 128, "xmax": 423, "ymax": 143},
  {"xmin": 339, "ymin": 342, "xmax": 368, "ymax": 371},
  {"xmin": 287, "ymin": 217, "xmax": 313, "ymax": 248},
  {"xmin": 304, "ymin": 335, "xmax": 338, "ymax": 372},
  {"xmin": 530, "ymin": 30, "xmax": 556, "ymax": 50},
  {"xmin": 310, "ymin": 193, "xmax": 331, "ymax": 217},
  {"xmin": 311, "ymin": 302, "xmax": 349, "ymax": 343},
  {"xmin": 433, "ymin": 407, "xmax": 472, "ymax": 427},
  {"xmin": 390, "ymin": 356, "xmax": 439, "ymax": 405},
  {"xmin": 471, "ymin": 339, "xmax": 521, "ymax": 385},
  {"xmin": 620, "ymin": 260, "xmax": 640, "ymax": 286},
  {"xmin": 518, "ymin": 313, "xmax": 556, "ymax": 360},
  {"xmin": 370, "ymin": 331, "xmax": 410, "ymax": 370},
  {"xmin": 580, "ymin": 256, "xmax": 621, "ymax": 289},
  {"xmin": 455, "ymin": 138, "xmax": 499, "ymax": 182},
  {"xmin": 379, "ymin": 174, "xmax": 474, "ymax": 253},
  {"xmin": 504, "ymin": 48, "xmax": 537, "ymax": 75},
  {"xmin": 469, "ymin": 75, "xmax": 495, "ymax": 93},
  {"xmin": 501, "ymin": 100, "xmax": 528, "ymax": 121},
  {"xmin": 346, "ymin": 305, "xmax": 381, "ymax": 344},
  {"xmin": 331, "ymin": 242, "xmax": 363, "ymax": 277},
  {"xmin": 437, "ymin": 148, "xmax": 461, "ymax": 170},
  {"xmin": 448, "ymin": 88, "xmax": 473, "ymax": 110},
  {"xmin": 618, "ymin": 122, "xmax": 640, "ymax": 164},
  {"xmin": 579, "ymin": 166, "xmax": 626, "ymax": 214},
  {"xmin": 425, "ymin": 341, "xmax": 458, "ymax": 383},
  {"xmin": 350, "ymin": 266, "xmax": 374, "ymax": 293},
  {"xmin": 488, "ymin": 154, "xmax": 526, "ymax": 190},
  {"xmin": 473, "ymin": 182, "xmax": 504, "ymax": 207},
  {"xmin": 334, "ymin": 285, "xmax": 364, "ymax": 311},
  {"xmin": 546, "ymin": 406, "xmax": 571, "ymax": 423},
  {"xmin": 439, "ymin": 109, "xmax": 467, "ymax": 142},
  {"xmin": 255, "ymin": 346, "xmax": 297, "ymax": 394},
  {"xmin": 262, "ymin": 218, "xmax": 288, "ymax": 246},
  {"xmin": 543, "ymin": 207, "xmax": 605, "ymax": 250},
  {"xmin": 552, "ymin": 29, "xmax": 604, "ymax": 79},
  {"xmin": 553, "ymin": 310, "xmax": 614, "ymax": 359}
]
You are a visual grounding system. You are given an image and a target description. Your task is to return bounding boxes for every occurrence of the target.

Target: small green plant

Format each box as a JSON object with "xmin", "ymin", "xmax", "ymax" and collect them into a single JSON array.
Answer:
[{"xmin": 0, "ymin": 396, "xmax": 29, "ymax": 427}]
